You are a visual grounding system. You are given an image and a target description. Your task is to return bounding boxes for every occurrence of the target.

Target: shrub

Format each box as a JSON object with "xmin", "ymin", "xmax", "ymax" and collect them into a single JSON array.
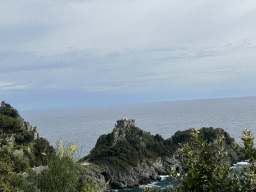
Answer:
[
  {"xmin": 38, "ymin": 139, "xmax": 82, "ymax": 192},
  {"xmin": 154, "ymin": 134, "xmax": 164, "ymax": 142},
  {"xmin": 0, "ymin": 145, "xmax": 21, "ymax": 191},
  {"xmin": 0, "ymin": 101, "xmax": 19, "ymax": 118},
  {"xmin": 80, "ymin": 177, "xmax": 104, "ymax": 192},
  {"xmin": 33, "ymin": 137, "xmax": 56, "ymax": 166},
  {"xmin": 21, "ymin": 168, "xmax": 41, "ymax": 192},
  {"xmin": 0, "ymin": 114, "xmax": 23, "ymax": 134},
  {"xmin": 15, "ymin": 129, "xmax": 34, "ymax": 145},
  {"xmin": 142, "ymin": 127, "xmax": 256, "ymax": 192},
  {"xmin": 9, "ymin": 173, "xmax": 27, "ymax": 190},
  {"xmin": 12, "ymin": 156, "xmax": 31, "ymax": 173}
]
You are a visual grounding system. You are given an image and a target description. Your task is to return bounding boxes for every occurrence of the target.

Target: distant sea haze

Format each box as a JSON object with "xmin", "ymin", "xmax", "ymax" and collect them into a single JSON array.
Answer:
[{"xmin": 20, "ymin": 96, "xmax": 256, "ymax": 191}]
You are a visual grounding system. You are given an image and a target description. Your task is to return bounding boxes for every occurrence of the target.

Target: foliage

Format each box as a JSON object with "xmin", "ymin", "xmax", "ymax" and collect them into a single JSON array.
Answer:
[
  {"xmin": 0, "ymin": 145, "xmax": 21, "ymax": 192},
  {"xmin": 82, "ymin": 126, "xmax": 175, "ymax": 173},
  {"xmin": 0, "ymin": 101, "xmax": 19, "ymax": 118},
  {"xmin": 0, "ymin": 102, "xmax": 107, "ymax": 191},
  {"xmin": 33, "ymin": 137, "xmax": 56, "ymax": 166},
  {"xmin": 154, "ymin": 134, "xmax": 164, "ymax": 142},
  {"xmin": 11, "ymin": 155, "xmax": 30, "ymax": 173},
  {"xmin": 8, "ymin": 173, "xmax": 27, "ymax": 191},
  {"xmin": 38, "ymin": 139, "xmax": 82, "ymax": 192},
  {"xmin": 142, "ymin": 127, "xmax": 256, "ymax": 192},
  {"xmin": 231, "ymin": 128, "xmax": 256, "ymax": 190},
  {"xmin": 14, "ymin": 129, "xmax": 34, "ymax": 145},
  {"xmin": 22, "ymin": 168, "xmax": 42, "ymax": 192},
  {"xmin": 0, "ymin": 113, "xmax": 23, "ymax": 134},
  {"xmin": 84, "ymin": 126, "xmax": 238, "ymax": 175},
  {"xmin": 80, "ymin": 177, "xmax": 104, "ymax": 192}
]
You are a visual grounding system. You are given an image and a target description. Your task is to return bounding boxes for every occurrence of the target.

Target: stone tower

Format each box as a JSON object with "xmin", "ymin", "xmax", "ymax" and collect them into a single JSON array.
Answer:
[
  {"xmin": 115, "ymin": 117, "xmax": 135, "ymax": 128},
  {"xmin": 112, "ymin": 117, "xmax": 135, "ymax": 146}
]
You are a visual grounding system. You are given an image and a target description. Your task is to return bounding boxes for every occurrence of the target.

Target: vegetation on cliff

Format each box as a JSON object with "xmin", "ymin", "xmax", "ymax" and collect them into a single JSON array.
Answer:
[
  {"xmin": 2, "ymin": 101, "xmax": 256, "ymax": 191},
  {"xmin": 143, "ymin": 127, "xmax": 256, "ymax": 191},
  {"xmin": 0, "ymin": 101, "xmax": 108, "ymax": 191},
  {"xmin": 0, "ymin": 101, "xmax": 56, "ymax": 170},
  {"xmin": 79, "ymin": 124, "xmax": 246, "ymax": 175}
]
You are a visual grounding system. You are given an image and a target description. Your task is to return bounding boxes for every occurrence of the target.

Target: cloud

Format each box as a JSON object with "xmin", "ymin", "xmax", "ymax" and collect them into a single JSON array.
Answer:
[
  {"xmin": 0, "ymin": 82, "xmax": 16, "ymax": 86},
  {"xmin": 0, "ymin": 0, "xmax": 255, "ymax": 58},
  {"xmin": 1, "ymin": 0, "xmax": 256, "ymax": 99},
  {"xmin": 0, "ymin": 83, "xmax": 32, "ymax": 90}
]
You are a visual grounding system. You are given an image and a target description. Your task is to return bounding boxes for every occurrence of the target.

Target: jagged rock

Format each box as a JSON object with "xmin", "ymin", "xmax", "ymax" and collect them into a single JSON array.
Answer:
[
  {"xmin": 16, "ymin": 115, "xmax": 40, "ymax": 140},
  {"xmin": 13, "ymin": 149, "xmax": 24, "ymax": 157},
  {"xmin": 6, "ymin": 134, "xmax": 15, "ymax": 148},
  {"xmin": 80, "ymin": 159, "xmax": 163, "ymax": 189},
  {"xmin": 91, "ymin": 144, "xmax": 246, "ymax": 190},
  {"xmin": 32, "ymin": 165, "xmax": 48, "ymax": 175},
  {"xmin": 22, "ymin": 165, "xmax": 49, "ymax": 179},
  {"xmin": 77, "ymin": 164, "xmax": 115, "ymax": 192}
]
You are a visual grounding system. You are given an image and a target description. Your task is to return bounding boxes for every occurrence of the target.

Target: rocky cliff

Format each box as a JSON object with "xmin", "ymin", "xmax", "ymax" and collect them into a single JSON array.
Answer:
[
  {"xmin": 79, "ymin": 123, "xmax": 247, "ymax": 190},
  {"xmin": 16, "ymin": 114, "xmax": 40, "ymax": 140}
]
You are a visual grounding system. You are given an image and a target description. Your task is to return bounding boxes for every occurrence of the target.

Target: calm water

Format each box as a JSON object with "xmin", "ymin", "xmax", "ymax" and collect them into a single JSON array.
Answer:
[{"xmin": 19, "ymin": 96, "xmax": 256, "ymax": 191}]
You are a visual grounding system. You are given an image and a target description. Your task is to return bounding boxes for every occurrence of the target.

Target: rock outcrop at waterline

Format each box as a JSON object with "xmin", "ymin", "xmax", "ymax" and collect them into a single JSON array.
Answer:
[{"xmin": 78, "ymin": 118, "xmax": 247, "ymax": 190}]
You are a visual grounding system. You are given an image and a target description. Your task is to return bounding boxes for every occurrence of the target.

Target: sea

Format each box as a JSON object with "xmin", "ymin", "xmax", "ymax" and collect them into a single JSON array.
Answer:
[{"xmin": 19, "ymin": 96, "xmax": 256, "ymax": 191}]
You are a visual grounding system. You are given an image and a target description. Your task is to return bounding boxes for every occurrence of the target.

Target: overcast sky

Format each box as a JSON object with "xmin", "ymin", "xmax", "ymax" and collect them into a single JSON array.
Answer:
[{"xmin": 1, "ymin": 0, "xmax": 256, "ymax": 111}]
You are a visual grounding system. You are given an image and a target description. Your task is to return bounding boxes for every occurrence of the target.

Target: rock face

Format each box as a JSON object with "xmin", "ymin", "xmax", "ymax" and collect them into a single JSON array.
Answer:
[
  {"xmin": 22, "ymin": 165, "xmax": 48, "ymax": 179},
  {"xmin": 87, "ymin": 145, "xmax": 246, "ymax": 190},
  {"xmin": 13, "ymin": 149, "xmax": 24, "ymax": 157},
  {"xmin": 98, "ymin": 162, "xmax": 161, "ymax": 189},
  {"xmin": 16, "ymin": 115, "xmax": 40, "ymax": 140},
  {"xmin": 76, "ymin": 163, "xmax": 115, "ymax": 192}
]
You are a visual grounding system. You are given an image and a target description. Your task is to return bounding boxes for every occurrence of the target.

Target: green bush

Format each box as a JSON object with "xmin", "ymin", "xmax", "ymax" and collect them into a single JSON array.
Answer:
[
  {"xmin": 19, "ymin": 168, "xmax": 41, "ymax": 192},
  {"xmin": 38, "ymin": 139, "xmax": 82, "ymax": 192},
  {"xmin": 33, "ymin": 137, "xmax": 56, "ymax": 166},
  {"xmin": 9, "ymin": 173, "xmax": 26, "ymax": 190},
  {"xmin": 0, "ymin": 114, "xmax": 23, "ymax": 134},
  {"xmin": 15, "ymin": 129, "xmax": 34, "ymax": 145},
  {"xmin": 11, "ymin": 155, "xmax": 30, "ymax": 173},
  {"xmin": 0, "ymin": 145, "xmax": 21, "ymax": 192},
  {"xmin": 80, "ymin": 177, "xmax": 104, "ymax": 192},
  {"xmin": 24, "ymin": 148, "xmax": 37, "ymax": 168},
  {"xmin": 143, "ymin": 127, "xmax": 256, "ymax": 192},
  {"xmin": 154, "ymin": 134, "xmax": 164, "ymax": 142},
  {"xmin": 0, "ymin": 101, "xmax": 19, "ymax": 118}
]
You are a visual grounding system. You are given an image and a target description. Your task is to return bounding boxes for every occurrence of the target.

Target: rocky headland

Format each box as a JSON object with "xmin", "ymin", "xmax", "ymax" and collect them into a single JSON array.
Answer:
[
  {"xmin": 0, "ymin": 102, "xmax": 248, "ymax": 191},
  {"xmin": 78, "ymin": 118, "xmax": 247, "ymax": 190}
]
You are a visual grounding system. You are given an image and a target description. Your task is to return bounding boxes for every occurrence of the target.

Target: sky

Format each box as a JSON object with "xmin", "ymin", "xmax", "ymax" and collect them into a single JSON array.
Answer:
[{"xmin": 1, "ymin": 0, "xmax": 256, "ymax": 111}]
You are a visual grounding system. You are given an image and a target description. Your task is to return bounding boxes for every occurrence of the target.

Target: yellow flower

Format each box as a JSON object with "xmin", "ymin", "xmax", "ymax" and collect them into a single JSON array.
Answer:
[
  {"xmin": 66, "ymin": 151, "xmax": 71, "ymax": 155},
  {"xmin": 41, "ymin": 152, "xmax": 46, "ymax": 155},
  {"xmin": 61, "ymin": 147, "xmax": 64, "ymax": 157},
  {"xmin": 74, "ymin": 158, "xmax": 77, "ymax": 162},
  {"xmin": 70, "ymin": 144, "xmax": 77, "ymax": 151},
  {"xmin": 59, "ymin": 140, "xmax": 62, "ymax": 144}
]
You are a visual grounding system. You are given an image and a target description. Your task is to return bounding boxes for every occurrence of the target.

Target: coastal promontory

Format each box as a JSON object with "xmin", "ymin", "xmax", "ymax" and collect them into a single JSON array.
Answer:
[{"xmin": 78, "ymin": 117, "xmax": 247, "ymax": 190}]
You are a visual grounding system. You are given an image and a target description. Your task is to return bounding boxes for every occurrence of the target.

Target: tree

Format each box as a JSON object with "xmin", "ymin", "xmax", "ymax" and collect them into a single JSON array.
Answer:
[
  {"xmin": 167, "ymin": 127, "xmax": 256, "ymax": 191},
  {"xmin": 142, "ymin": 127, "xmax": 256, "ymax": 192},
  {"xmin": 231, "ymin": 127, "xmax": 256, "ymax": 191},
  {"xmin": 0, "ymin": 101, "xmax": 19, "ymax": 118}
]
